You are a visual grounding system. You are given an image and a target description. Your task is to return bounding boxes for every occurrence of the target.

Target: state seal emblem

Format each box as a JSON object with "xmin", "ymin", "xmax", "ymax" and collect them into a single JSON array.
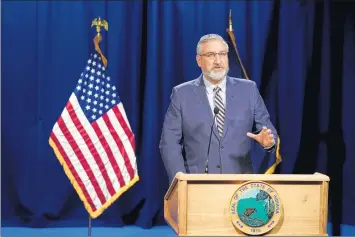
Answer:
[{"xmin": 229, "ymin": 181, "xmax": 282, "ymax": 235}]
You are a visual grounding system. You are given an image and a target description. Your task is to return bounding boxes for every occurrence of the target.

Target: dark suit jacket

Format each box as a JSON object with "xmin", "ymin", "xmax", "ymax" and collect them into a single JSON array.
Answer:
[{"xmin": 159, "ymin": 75, "xmax": 278, "ymax": 182}]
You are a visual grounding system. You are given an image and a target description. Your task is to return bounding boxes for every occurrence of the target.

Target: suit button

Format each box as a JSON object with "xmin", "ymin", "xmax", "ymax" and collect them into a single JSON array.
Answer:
[
  {"xmin": 217, "ymin": 165, "xmax": 221, "ymax": 168},
  {"xmin": 220, "ymin": 146, "xmax": 224, "ymax": 149}
]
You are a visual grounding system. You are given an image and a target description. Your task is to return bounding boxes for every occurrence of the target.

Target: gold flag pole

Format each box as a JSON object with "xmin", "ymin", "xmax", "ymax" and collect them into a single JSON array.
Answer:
[
  {"xmin": 87, "ymin": 18, "xmax": 109, "ymax": 236},
  {"xmin": 226, "ymin": 10, "xmax": 249, "ymax": 80},
  {"xmin": 91, "ymin": 17, "xmax": 109, "ymax": 67},
  {"xmin": 226, "ymin": 9, "xmax": 282, "ymax": 173}
]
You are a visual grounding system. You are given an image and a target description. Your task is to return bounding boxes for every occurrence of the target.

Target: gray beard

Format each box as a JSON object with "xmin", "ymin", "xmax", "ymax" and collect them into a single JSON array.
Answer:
[{"xmin": 205, "ymin": 68, "xmax": 229, "ymax": 81}]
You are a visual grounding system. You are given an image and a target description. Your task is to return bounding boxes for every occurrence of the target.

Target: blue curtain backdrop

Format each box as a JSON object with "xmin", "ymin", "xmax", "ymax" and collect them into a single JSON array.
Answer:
[{"xmin": 2, "ymin": 0, "xmax": 355, "ymax": 235}]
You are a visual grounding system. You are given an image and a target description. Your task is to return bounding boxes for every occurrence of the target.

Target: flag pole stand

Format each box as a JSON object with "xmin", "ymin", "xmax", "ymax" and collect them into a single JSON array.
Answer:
[{"xmin": 88, "ymin": 215, "xmax": 92, "ymax": 236}]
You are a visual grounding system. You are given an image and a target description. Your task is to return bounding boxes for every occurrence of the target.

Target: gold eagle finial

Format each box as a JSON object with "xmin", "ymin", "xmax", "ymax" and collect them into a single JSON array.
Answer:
[
  {"xmin": 91, "ymin": 17, "xmax": 109, "ymax": 67},
  {"xmin": 91, "ymin": 17, "xmax": 108, "ymax": 37}
]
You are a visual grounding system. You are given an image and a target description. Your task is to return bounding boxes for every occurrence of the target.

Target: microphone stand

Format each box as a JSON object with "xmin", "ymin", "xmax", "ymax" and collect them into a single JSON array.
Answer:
[{"xmin": 205, "ymin": 107, "xmax": 219, "ymax": 173}]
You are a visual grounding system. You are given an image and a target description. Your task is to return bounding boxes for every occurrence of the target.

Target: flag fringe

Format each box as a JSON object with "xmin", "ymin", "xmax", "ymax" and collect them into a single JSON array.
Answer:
[
  {"xmin": 264, "ymin": 137, "xmax": 282, "ymax": 174},
  {"xmin": 49, "ymin": 137, "xmax": 139, "ymax": 219}
]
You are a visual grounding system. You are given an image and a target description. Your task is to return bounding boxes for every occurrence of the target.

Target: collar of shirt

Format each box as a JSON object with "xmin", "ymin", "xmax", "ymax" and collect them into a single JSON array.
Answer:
[{"xmin": 203, "ymin": 75, "xmax": 227, "ymax": 95}]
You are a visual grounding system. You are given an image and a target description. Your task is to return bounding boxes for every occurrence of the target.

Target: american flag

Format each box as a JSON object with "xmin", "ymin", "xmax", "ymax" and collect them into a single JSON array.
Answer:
[{"xmin": 49, "ymin": 52, "xmax": 139, "ymax": 218}]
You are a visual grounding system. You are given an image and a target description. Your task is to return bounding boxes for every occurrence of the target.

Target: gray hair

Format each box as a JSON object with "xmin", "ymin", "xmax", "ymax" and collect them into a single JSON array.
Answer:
[{"xmin": 196, "ymin": 34, "xmax": 229, "ymax": 55}]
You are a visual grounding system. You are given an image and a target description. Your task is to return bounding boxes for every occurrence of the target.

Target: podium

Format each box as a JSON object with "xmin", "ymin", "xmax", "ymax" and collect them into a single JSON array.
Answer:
[{"xmin": 164, "ymin": 172, "xmax": 329, "ymax": 236}]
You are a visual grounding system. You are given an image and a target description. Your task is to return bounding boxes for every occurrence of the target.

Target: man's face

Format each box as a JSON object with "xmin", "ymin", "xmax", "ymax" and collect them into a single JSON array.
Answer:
[{"xmin": 196, "ymin": 39, "xmax": 229, "ymax": 82}]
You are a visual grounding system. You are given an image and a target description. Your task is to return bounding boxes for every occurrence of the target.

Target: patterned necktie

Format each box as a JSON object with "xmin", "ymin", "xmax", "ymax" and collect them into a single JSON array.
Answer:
[{"xmin": 214, "ymin": 87, "xmax": 225, "ymax": 137}]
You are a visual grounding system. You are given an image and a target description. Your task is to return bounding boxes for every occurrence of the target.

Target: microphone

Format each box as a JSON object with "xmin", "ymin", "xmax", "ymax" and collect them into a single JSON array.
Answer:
[{"xmin": 205, "ymin": 107, "xmax": 220, "ymax": 173}]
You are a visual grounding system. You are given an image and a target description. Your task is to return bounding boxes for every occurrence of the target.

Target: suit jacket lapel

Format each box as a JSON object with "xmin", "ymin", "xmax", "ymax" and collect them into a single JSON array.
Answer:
[
  {"xmin": 222, "ymin": 76, "xmax": 237, "ymax": 140},
  {"xmin": 192, "ymin": 75, "xmax": 220, "ymax": 140}
]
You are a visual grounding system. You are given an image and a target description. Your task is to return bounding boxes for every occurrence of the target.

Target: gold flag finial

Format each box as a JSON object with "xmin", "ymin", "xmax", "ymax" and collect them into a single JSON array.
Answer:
[
  {"xmin": 228, "ymin": 9, "xmax": 233, "ymax": 32},
  {"xmin": 91, "ymin": 17, "xmax": 108, "ymax": 67},
  {"xmin": 91, "ymin": 17, "xmax": 108, "ymax": 37}
]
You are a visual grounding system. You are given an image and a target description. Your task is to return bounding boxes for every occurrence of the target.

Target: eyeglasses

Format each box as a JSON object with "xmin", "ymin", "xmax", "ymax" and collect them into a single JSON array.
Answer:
[{"xmin": 199, "ymin": 52, "xmax": 228, "ymax": 60}]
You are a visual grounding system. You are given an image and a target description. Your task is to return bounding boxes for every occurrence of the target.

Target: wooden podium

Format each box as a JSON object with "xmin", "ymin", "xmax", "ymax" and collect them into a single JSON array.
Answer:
[{"xmin": 164, "ymin": 172, "xmax": 329, "ymax": 236}]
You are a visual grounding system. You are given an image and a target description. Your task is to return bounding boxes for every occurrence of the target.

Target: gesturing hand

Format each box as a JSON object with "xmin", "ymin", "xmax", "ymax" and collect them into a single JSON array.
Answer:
[{"xmin": 247, "ymin": 126, "xmax": 275, "ymax": 148}]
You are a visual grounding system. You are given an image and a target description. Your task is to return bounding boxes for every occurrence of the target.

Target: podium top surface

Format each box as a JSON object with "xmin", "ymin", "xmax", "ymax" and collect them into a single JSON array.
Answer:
[
  {"xmin": 175, "ymin": 173, "xmax": 329, "ymax": 181},
  {"xmin": 164, "ymin": 173, "xmax": 329, "ymax": 200}
]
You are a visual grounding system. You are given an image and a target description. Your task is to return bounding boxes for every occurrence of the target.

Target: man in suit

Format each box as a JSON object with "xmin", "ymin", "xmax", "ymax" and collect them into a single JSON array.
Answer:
[{"xmin": 159, "ymin": 34, "xmax": 278, "ymax": 182}]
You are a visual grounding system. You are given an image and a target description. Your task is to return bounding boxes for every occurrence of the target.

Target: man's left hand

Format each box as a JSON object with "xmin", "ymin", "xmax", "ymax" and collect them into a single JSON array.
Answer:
[{"xmin": 247, "ymin": 126, "xmax": 275, "ymax": 148}]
